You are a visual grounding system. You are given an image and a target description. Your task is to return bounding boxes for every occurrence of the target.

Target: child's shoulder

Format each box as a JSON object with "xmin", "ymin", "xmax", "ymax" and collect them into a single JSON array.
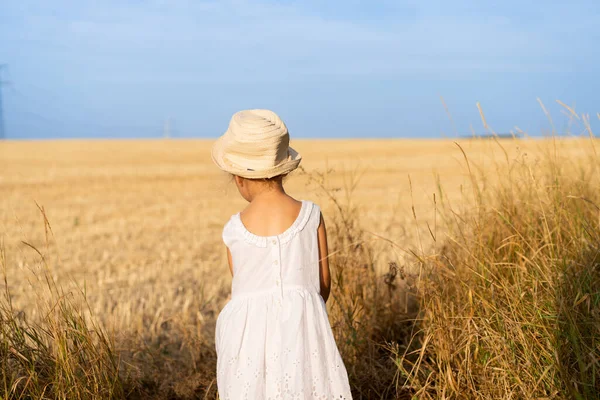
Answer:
[
  {"xmin": 221, "ymin": 199, "xmax": 323, "ymax": 247},
  {"xmin": 229, "ymin": 199, "xmax": 322, "ymax": 225}
]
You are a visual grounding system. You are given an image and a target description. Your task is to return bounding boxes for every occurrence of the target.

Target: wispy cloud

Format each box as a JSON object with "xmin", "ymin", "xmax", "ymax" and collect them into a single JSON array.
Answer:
[{"xmin": 1, "ymin": 0, "xmax": 598, "ymax": 138}]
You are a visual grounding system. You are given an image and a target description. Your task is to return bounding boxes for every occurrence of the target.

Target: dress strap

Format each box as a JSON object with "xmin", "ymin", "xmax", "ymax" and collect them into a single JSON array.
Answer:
[
  {"xmin": 222, "ymin": 217, "xmax": 238, "ymax": 248},
  {"xmin": 305, "ymin": 202, "xmax": 322, "ymax": 232},
  {"xmin": 293, "ymin": 201, "xmax": 315, "ymax": 233}
]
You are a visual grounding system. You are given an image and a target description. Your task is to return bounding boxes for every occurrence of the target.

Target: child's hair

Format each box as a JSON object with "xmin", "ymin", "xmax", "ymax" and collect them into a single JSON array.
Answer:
[{"xmin": 230, "ymin": 174, "xmax": 288, "ymax": 186}]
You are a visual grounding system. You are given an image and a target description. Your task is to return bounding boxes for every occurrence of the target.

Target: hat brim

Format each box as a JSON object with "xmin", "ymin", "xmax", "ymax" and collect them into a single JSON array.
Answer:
[{"xmin": 211, "ymin": 135, "xmax": 302, "ymax": 179}]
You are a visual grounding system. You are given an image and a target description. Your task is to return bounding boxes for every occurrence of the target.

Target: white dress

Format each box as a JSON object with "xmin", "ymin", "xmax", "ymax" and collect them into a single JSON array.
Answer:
[{"xmin": 215, "ymin": 200, "xmax": 353, "ymax": 399}]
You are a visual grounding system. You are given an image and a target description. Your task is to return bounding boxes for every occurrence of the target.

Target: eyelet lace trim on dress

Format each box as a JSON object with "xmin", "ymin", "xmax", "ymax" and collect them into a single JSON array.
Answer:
[{"xmin": 217, "ymin": 352, "xmax": 352, "ymax": 399}]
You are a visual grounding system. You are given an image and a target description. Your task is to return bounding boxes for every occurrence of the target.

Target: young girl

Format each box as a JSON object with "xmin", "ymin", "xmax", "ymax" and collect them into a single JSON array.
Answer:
[{"xmin": 212, "ymin": 109, "xmax": 352, "ymax": 399}]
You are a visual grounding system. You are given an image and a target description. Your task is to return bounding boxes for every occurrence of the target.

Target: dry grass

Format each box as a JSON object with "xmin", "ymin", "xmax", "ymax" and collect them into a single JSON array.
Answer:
[
  {"xmin": 1, "ymin": 207, "xmax": 123, "ymax": 399},
  {"xmin": 392, "ymin": 137, "xmax": 600, "ymax": 399},
  {"xmin": 0, "ymin": 126, "xmax": 598, "ymax": 398}
]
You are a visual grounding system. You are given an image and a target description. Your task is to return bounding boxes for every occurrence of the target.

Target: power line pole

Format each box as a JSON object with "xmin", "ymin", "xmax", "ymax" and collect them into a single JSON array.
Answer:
[
  {"xmin": 0, "ymin": 64, "xmax": 8, "ymax": 140},
  {"xmin": 164, "ymin": 117, "xmax": 171, "ymax": 139},
  {"xmin": 163, "ymin": 117, "xmax": 178, "ymax": 138}
]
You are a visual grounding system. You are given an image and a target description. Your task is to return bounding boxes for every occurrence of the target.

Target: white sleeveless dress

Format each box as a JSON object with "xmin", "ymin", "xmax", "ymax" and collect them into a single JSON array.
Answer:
[{"xmin": 215, "ymin": 200, "xmax": 352, "ymax": 399}]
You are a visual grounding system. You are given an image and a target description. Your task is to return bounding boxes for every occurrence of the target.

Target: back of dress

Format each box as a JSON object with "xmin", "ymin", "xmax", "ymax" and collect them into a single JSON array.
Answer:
[
  {"xmin": 216, "ymin": 200, "xmax": 352, "ymax": 399},
  {"xmin": 222, "ymin": 200, "xmax": 321, "ymax": 299}
]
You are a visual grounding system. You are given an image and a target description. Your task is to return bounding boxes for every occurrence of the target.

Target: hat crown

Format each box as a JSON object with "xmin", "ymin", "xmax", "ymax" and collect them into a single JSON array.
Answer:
[
  {"xmin": 211, "ymin": 109, "xmax": 302, "ymax": 179},
  {"xmin": 224, "ymin": 109, "xmax": 290, "ymax": 170}
]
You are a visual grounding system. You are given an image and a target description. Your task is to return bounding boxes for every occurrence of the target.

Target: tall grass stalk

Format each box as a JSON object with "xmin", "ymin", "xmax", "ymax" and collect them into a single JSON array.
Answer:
[
  {"xmin": 0, "ymin": 211, "xmax": 123, "ymax": 399},
  {"xmin": 302, "ymin": 167, "xmax": 420, "ymax": 399},
  {"xmin": 394, "ymin": 135, "xmax": 600, "ymax": 397}
]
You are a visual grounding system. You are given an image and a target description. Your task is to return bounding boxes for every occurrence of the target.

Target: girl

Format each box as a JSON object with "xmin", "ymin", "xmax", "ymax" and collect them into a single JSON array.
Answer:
[{"xmin": 212, "ymin": 109, "xmax": 352, "ymax": 399}]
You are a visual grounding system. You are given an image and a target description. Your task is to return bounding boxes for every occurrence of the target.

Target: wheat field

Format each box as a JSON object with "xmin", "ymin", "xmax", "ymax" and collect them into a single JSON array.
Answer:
[
  {"xmin": 0, "ymin": 138, "xmax": 589, "ymax": 281},
  {"xmin": 0, "ymin": 137, "xmax": 597, "ymax": 399}
]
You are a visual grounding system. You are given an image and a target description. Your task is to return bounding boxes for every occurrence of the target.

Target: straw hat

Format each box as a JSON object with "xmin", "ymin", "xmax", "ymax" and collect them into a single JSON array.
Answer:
[{"xmin": 211, "ymin": 109, "xmax": 302, "ymax": 179}]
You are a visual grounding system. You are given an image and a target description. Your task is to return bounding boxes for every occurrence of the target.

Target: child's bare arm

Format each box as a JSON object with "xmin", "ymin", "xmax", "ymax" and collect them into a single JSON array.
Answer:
[
  {"xmin": 317, "ymin": 212, "xmax": 331, "ymax": 303},
  {"xmin": 226, "ymin": 247, "xmax": 234, "ymax": 276}
]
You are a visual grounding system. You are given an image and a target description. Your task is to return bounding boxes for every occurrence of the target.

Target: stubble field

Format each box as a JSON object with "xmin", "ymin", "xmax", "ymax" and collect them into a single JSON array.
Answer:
[{"xmin": 1, "ymin": 137, "xmax": 598, "ymax": 399}]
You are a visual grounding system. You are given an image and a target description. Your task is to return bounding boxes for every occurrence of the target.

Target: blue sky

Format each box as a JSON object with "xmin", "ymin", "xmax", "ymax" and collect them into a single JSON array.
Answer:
[{"xmin": 0, "ymin": 0, "xmax": 598, "ymax": 139}]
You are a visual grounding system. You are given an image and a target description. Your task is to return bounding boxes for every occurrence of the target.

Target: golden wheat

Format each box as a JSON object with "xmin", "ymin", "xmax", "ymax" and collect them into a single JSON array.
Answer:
[{"xmin": 0, "ymin": 135, "xmax": 597, "ymax": 399}]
